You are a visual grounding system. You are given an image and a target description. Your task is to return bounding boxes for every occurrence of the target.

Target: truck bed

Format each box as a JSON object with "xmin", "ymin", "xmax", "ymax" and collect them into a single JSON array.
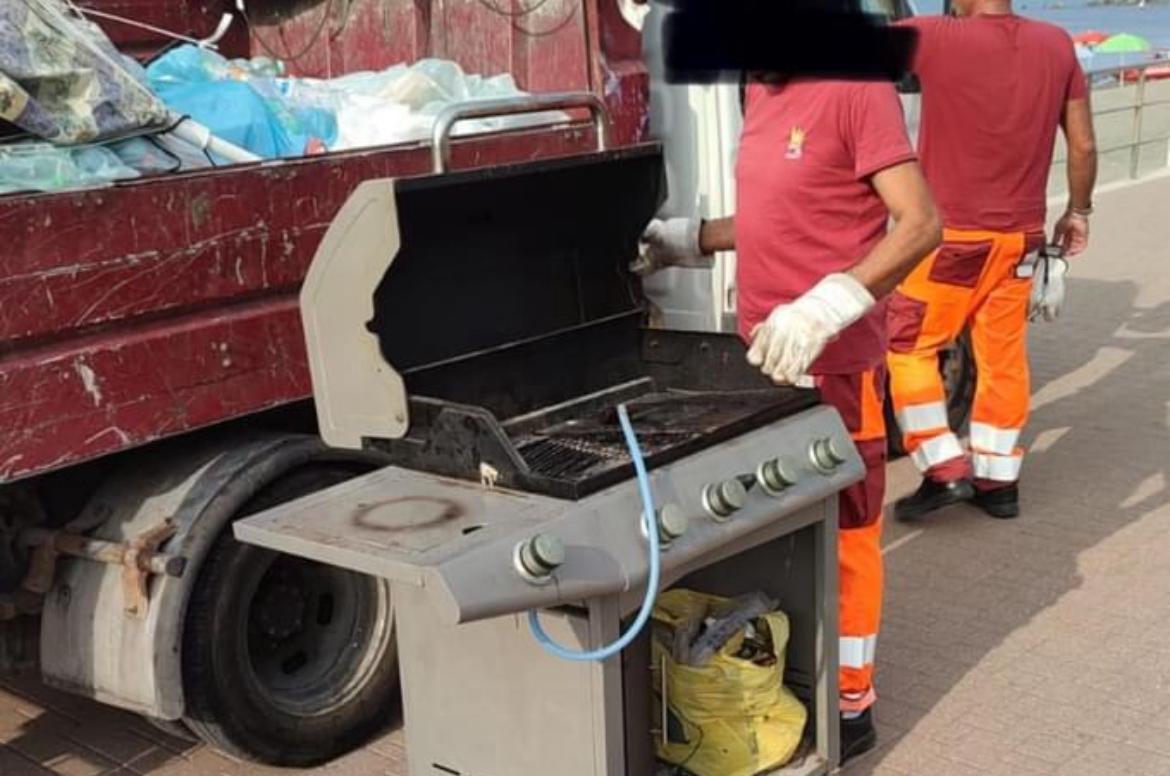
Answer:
[{"xmin": 0, "ymin": 0, "xmax": 649, "ymax": 483}]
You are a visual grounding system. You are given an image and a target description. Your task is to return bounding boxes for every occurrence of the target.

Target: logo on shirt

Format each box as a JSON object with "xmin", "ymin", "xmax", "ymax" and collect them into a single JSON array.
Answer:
[{"xmin": 785, "ymin": 127, "xmax": 806, "ymax": 160}]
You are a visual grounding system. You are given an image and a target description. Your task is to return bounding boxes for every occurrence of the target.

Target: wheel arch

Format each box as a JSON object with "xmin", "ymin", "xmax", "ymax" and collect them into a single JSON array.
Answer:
[{"xmin": 39, "ymin": 432, "xmax": 386, "ymax": 720}]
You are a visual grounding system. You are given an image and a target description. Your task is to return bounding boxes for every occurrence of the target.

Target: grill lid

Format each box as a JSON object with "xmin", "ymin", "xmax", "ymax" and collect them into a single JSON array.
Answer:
[
  {"xmin": 299, "ymin": 143, "xmax": 666, "ymax": 449},
  {"xmin": 371, "ymin": 145, "xmax": 666, "ymax": 373}
]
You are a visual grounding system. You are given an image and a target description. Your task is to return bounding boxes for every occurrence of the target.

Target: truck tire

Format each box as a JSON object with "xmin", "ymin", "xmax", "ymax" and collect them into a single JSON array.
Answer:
[
  {"xmin": 884, "ymin": 329, "xmax": 976, "ymax": 458},
  {"xmin": 181, "ymin": 462, "xmax": 398, "ymax": 767}
]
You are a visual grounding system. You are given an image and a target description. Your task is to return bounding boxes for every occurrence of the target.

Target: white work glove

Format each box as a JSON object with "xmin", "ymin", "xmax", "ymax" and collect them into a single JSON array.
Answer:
[
  {"xmin": 631, "ymin": 217, "xmax": 711, "ymax": 275},
  {"xmin": 1029, "ymin": 254, "xmax": 1067, "ymax": 322},
  {"xmin": 747, "ymin": 273, "xmax": 875, "ymax": 384}
]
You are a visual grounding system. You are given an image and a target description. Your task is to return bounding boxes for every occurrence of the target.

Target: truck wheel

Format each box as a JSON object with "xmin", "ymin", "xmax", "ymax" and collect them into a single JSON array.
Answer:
[
  {"xmin": 885, "ymin": 329, "xmax": 977, "ymax": 458},
  {"xmin": 181, "ymin": 463, "xmax": 397, "ymax": 766}
]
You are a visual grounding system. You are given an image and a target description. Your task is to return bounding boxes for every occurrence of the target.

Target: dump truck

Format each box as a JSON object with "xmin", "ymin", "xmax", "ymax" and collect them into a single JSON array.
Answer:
[
  {"xmin": 0, "ymin": 0, "xmax": 651, "ymax": 765},
  {"xmin": 0, "ymin": 0, "xmax": 972, "ymax": 767}
]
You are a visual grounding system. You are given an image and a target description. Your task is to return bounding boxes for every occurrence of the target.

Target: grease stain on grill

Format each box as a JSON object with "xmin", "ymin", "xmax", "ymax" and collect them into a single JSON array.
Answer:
[{"xmin": 352, "ymin": 497, "xmax": 464, "ymax": 532}]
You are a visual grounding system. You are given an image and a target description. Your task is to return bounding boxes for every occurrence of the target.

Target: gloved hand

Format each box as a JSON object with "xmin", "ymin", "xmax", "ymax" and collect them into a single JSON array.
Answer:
[
  {"xmin": 1029, "ymin": 254, "xmax": 1067, "ymax": 322},
  {"xmin": 747, "ymin": 273, "xmax": 875, "ymax": 384},
  {"xmin": 631, "ymin": 217, "xmax": 710, "ymax": 275}
]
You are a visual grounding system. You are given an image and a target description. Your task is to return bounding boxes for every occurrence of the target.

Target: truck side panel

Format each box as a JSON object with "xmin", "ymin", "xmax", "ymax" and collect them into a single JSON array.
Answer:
[
  {"xmin": 0, "ymin": 128, "xmax": 613, "ymax": 483},
  {"xmin": 2, "ymin": 0, "xmax": 648, "ymax": 484}
]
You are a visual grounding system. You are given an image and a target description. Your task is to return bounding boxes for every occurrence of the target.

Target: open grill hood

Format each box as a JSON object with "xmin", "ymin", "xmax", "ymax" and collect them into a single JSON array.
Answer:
[{"xmin": 300, "ymin": 143, "xmax": 819, "ymax": 498}]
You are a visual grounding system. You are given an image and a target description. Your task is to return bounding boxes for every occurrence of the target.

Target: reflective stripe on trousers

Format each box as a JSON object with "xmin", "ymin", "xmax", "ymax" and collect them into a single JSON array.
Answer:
[
  {"xmin": 840, "ymin": 635, "xmax": 878, "ymax": 670},
  {"xmin": 896, "ymin": 400, "xmax": 949, "ymax": 434},
  {"xmin": 909, "ymin": 432, "xmax": 964, "ymax": 473},
  {"xmin": 973, "ymin": 451, "xmax": 1023, "ymax": 482},
  {"xmin": 970, "ymin": 422, "xmax": 1021, "ymax": 456}
]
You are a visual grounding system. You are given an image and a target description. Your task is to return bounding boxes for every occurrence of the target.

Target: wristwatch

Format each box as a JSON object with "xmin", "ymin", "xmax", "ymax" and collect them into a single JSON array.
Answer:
[{"xmin": 1069, "ymin": 203, "xmax": 1094, "ymax": 218}]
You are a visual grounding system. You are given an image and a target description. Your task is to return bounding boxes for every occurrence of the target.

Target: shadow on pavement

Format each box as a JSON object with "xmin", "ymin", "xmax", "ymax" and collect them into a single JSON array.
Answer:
[
  {"xmin": 1, "ymin": 674, "xmax": 200, "ymax": 774},
  {"xmin": 847, "ymin": 266, "xmax": 1170, "ymax": 774}
]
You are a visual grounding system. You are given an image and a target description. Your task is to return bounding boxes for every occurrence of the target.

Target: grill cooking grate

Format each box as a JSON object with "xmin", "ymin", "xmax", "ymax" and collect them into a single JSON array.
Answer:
[
  {"xmin": 518, "ymin": 438, "xmax": 610, "ymax": 479},
  {"xmin": 517, "ymin": 428, "xmax": 700, "ymax": 480}
]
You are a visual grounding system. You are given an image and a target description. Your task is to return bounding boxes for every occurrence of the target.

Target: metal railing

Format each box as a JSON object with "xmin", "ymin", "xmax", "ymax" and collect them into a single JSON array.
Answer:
[{"xmin": 1082, "ymin": 60, "xmax": 1170, "ymax": 180}]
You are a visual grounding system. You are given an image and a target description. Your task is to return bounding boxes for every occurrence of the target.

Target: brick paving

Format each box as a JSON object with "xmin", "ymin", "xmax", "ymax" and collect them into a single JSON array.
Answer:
[
  {"xmin": 845, "ymin": 174, "xmax": 1170, "ymax": 776},
  {"xmin": 3, "ymin": 174, "xmax": 1170, "ymax": 775}
]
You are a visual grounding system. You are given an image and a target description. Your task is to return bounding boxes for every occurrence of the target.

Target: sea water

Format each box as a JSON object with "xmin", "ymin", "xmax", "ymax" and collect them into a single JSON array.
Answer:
[{"xmin": 914, "ymin": 0, "xmax": 1170, "ymax": 64}]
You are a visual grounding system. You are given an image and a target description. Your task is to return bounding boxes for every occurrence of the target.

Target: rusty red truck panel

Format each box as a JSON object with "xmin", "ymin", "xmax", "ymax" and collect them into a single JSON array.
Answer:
[{"xmin": 1, "ymin": 0, "xmax": 649, "ymax": 483}]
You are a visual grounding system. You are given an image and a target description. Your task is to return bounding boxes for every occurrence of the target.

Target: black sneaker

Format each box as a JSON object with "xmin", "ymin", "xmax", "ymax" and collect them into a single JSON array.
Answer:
[
  {"xmin": 840, "ymin": 708, "xmax": 878, "ymax": 765},
  {"xmin": 971, "ymin": 484, "xmax": 1020, "ymax": 519},
  {"xmin": 892, "ymin": 477, "xmax": 976, "ymax": 521}
]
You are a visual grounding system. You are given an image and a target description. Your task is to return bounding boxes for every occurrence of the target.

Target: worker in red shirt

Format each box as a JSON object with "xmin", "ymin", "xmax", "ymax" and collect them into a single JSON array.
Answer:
[
  {"xmin": 638, "ymin": 75, "xmax": 941, "ymax": 763},
  {"xmin": 887, "ymin": 0, "xmax": 1098, "ymax": 521}
]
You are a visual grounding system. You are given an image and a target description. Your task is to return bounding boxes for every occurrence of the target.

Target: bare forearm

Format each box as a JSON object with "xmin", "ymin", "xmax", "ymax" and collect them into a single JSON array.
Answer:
[
  {"xmin": 847, "ymin": 210, "xmax": 940, "ymax": 299},
  {"xmin": 847, "ymin": 160, "xmax": 941, "ymax": 299},
  {"xmin": 1067, "ymin": 149, "xmax": 1097, "ymax": 211},
  {"xmin": 1062, "ymin": 97, "xmax": 1097, "ymax": 212},
  {"xmin": 698, "ymin": 216, "xmax": 736, "ymax": 254}
]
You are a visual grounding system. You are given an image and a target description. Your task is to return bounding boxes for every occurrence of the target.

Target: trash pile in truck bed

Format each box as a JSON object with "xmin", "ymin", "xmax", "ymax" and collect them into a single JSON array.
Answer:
[
  {"xmin": 144, "ymin": 45, "xmax": 567, "ymax": 160},
  {"xmin": 0, "ymin": 0, "xmax": 565, "ymax": 195}
]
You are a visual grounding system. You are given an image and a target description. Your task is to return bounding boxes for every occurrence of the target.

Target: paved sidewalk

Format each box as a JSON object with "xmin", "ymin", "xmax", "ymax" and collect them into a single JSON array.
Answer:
[
  {"xmin": 2, "ymin": 174, "xmax": 1169, "ymax": 775},
  {"xmin": 846, "ymin": 173, "xmax": 1170, "ymax": 775}
]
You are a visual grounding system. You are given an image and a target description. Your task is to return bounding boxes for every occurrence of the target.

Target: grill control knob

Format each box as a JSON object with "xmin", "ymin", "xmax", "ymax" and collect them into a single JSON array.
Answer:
[
  {"xmin": 757, "ymin": 457, "xmax": 797, "ymax": 496},
  {"xmin": 702, "ymin": 479, "xmax": 748, "ymax": 522},
  {"xmin": 516, "ymin": 534, "xmax": 565, "ymax": 582},
  {"xmin": 809, "ymin": 437, "xmax": 847, "ymax": 474},
  {"xmin": 658, "ymin": 504, "xmax": 689, "ymax": 543},
  {"xmin": 641, "ymin": 504, "xmax": 690, "ymax": 545}
]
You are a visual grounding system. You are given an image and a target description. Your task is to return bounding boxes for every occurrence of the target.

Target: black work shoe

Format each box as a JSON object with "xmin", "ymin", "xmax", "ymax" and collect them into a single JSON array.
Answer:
[
  {"xmin": 840, "ymin": 708, "xmax": 878, "ymax": 765},
  {"xmin": 892, "ymin": 477, "xmax": 976, "ymax": 521},
  {"xmin": 971, "ymin": 484, "xmax": 1020, "ymax": 519}
]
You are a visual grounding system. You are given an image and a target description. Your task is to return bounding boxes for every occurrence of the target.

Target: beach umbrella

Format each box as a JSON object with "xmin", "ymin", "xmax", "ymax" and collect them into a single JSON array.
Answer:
[
  {"xmin": 1096, "ymin": 33, "xmax": 1153, "ymax": 54},
  {"xmin": 1073, "ymin": 30, "xmax": 1110, "ymax": 47}
]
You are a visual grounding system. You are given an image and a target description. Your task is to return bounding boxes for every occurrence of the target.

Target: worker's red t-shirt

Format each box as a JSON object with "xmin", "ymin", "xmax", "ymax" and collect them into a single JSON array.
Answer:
[
  {"xmin": 898, "ymin": 15, "xmax": 1089, "ymax": 232},
  {"xmin": 735, "ymin": 79, "xmax": 916, "ymax": 374}
]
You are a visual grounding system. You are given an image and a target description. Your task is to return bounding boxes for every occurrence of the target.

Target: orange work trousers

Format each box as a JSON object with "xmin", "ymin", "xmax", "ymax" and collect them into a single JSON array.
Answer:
[
  {"xmin": 887, "ymin": 228, "xmax": 1042, "ymax": 489},
  {"xmin": 817, "ymin": 367, "xmax": 886, "ymax": 713}
]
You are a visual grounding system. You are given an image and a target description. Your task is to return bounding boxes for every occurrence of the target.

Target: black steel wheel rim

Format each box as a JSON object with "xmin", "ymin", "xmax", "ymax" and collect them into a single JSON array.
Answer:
[{"xmin": 242, "ymin": 553, "xmax": 390, "ymax": 717}]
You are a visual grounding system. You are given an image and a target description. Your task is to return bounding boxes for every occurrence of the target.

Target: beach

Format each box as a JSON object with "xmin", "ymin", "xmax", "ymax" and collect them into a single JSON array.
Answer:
[{"xmin": 913, "ymin": 0, "xmax": 1170, "ymax": 50}]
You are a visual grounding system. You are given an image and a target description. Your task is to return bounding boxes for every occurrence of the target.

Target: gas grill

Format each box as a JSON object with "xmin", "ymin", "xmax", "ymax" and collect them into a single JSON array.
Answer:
[{"xmin": 235, "ymin": 95, "xmax": 864, "ymax": 776}]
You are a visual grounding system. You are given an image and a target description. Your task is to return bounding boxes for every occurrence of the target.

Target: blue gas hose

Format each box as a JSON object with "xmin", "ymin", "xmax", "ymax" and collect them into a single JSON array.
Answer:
[{"xmin": 527, "ymin": 403, "xmax": 661, "ymax": 661}]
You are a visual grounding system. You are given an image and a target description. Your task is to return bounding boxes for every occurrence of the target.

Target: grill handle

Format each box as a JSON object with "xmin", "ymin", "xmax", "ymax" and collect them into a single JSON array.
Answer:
[{"xmin": 430, "ymin": 92, "xmax": 611, "ymax": 174}]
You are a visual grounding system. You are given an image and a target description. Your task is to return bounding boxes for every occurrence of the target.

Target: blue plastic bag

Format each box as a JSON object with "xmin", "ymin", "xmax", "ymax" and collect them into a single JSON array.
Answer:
[
  {"xmin": 146, "ymin": 46, "xmax": 336, "ymax": 159},
  {"xmin": 0, "ymin": 143, "xmax": 139, "ymax": 195}
]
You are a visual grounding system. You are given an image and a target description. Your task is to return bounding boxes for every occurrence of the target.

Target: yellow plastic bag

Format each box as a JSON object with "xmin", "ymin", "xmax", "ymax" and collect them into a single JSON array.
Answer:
[{"xmin": 651, "ymin": 589, "xmax": 808, "ymax": 776}]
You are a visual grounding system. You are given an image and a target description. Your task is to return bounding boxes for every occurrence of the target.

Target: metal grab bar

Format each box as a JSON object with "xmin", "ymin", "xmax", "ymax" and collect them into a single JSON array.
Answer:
[
  {"xmin": 1048, "ymin": 59, "xmax": 1170, "ymax": 184},
  {"xmin": 430, "ymin": 92, "xmax": 612, "ymax": 174}
]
